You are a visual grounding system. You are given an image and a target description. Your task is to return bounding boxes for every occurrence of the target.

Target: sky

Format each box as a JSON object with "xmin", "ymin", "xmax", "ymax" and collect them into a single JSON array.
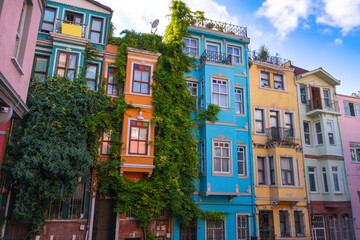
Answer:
[{"xmin": 98, "ymin": 0, "xmax": 360, "ymax": 95}]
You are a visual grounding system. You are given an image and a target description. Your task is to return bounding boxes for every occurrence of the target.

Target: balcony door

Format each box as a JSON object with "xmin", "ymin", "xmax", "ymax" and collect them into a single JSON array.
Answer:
[
  {"xmin": 269, "ymin": 110, "xmax": 280, "ymax": 141},
  {"xmin": 65, "ymin": 12, "xmax": 83, "ymax": 25},
  {"xmin": 310, "ymin": 86, "xmax": 322, "ymax": 110},
  {"xmin": 206, "ymin": 44, "xmax": 219, "ymax": 63}
]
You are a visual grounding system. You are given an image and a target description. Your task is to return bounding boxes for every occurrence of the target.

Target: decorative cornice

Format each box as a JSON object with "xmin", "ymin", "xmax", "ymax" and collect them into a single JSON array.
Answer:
[
  {"xmin": 127, "ymin": 47, "xmax": 161, "ymax": 58},
  {"xmin": 50, "ymin": 32, "xmax": 89, "ymax": 45},
  {"xmin": 211, "ymin": 72, "xmax": 229, "ymax": 80},
  {"xmin": 237, "ymin": 140, "xmax": 245, "ymax": 145},
  {"xmin": 184, "ymin": 75, "xmax": 198, "ymax": 82},
  {"xmin": 213, "ymin": 134, "xmax": 230, "ymax": 141},
  {"xmin": 234, "ymin": 82, "xmax": 244, "ymax": 88},
  {"xmin": 304, "ymin": 154, "xmax": 344, "ymax": 160},
  {"xmin": 251, "ymin": 60, "xmax": 294, "ymax": 72}
]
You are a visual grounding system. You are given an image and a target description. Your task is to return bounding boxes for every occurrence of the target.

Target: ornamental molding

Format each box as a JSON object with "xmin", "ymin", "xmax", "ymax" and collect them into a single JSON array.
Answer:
[
  {"xmin": 234, "ymin": 82, "xmax": 244, "ymax": 88},
  {"xmin": 184, "ymin": 75, "xmax": 198, "ymax": 82},
  {"xmin": 213, "ymin": 135, "xmax": 230, "ymax": 141},
  {"xmin": 211, "ymin": 72, "xmax": 228, "ymax": 80}
]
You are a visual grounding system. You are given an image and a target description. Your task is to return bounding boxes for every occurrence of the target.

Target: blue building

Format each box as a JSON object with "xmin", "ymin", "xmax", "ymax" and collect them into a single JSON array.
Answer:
[{"xmin": 173, "ymin": 20, "xmax": 256, "ymax": 240}]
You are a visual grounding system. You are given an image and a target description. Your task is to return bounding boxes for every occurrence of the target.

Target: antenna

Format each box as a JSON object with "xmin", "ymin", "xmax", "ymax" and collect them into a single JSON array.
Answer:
[{"xmin": 151, "ymin": 19, "xmax": 159, "ymax": 34}]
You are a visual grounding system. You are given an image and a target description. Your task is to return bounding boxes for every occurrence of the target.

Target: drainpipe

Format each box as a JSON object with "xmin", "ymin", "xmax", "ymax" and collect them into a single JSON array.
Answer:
[{"xmin": 88, "ymin": 192, "xmax": 96, "ymax": 240}]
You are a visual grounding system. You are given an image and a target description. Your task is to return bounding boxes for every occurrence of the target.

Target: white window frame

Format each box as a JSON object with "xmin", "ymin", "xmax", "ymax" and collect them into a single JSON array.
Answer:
[
  {"xmin": 293, "ymin": 209, "xmax": 306, "ymax": 237},
  {"xmin": 212, "ymin": 140, "xmax": 232, "ymax": 177},
  {"xmin": 273, "ymin": 73, "xmax": 284, "ymax": 90},
  {"xmin": 13, "ymin": 0, "xmax": 27, "ymax": 60},
  {"xmin": 237, "ymin": 146, "xmax": 246, "ymax": 177},
  {"xmin": 236, "ymin": 214, "xmax": 250, "ymax": 240},
  {"xmin": 331, "ymin": 166, "xmax": 342, "ymax": 194},
  {"xmin": 323, "ymin": 89, "xmax": 331, "ymax": 107},
  {"xmin": 260, "ymin": 71, "xmax": 270, "ymax": 88},
  {"xmin": 314, "ymin": 121, "xmax": 323, "ymax": 146},
  {"xmin": 326, "ymin": 120, "xmax": 336, "ymax": 145},
  {"xmin": 254, "ymin": 107, "xmax": 266, "ymax": 135},
  {"xmin": 205, "ymin": 219, "xmax": 226, "ymax": 240},
  {"xmin": 322, "ymin": 167, "xmax": 329, "ymax": 193},
  {"xmin": 227, "ymin": 45, "xmax": 242, "ymax": 65},
  {"xmin": 211, "ymin": 78, "xmax": 229, "ymax": 109},
  {"xmin": 235, "ymin": 88, "xmax": 244, "ymax": 115},
  {"xmin": 200, "ymin": 141, "xmax": 205, "ymax": 176},
  {"xmin": 279, "ymin": 156, "xmax": 296, "ymax": 186},
  {"xmin": 350, "ymin": 143, "xmax": 360, "ymax": 162},
  {"xmin": 344, "ymin": 101, "xmax": 360, "ymax": 117},
  {"xmin": 187, "ymin": 81, "xmax": 198, "ymax": 108},
  {"xmin": 256, "ymin": 155, "xmax": 276, "ymax": 186},
  {"xmin": 126, "ymin": 118, "xmax": 151, "ymax": 157},
  {"xmin": 308, "ymin": 167, "xmax": 318, "ymax": 193},
  {"xmin": 183, "ymin": 37, "xmax": 198, "ymax": 56},
  {"xmin": 278, "ymin": 209, "xmax": 291, "ymax": 238},
  {"xmin": 303, "ymin": 121, "xmax": 312, "ymax": 146},
  {"xmin": 299, "ymin": 85, "xmax": 307, "ymax": 103}
]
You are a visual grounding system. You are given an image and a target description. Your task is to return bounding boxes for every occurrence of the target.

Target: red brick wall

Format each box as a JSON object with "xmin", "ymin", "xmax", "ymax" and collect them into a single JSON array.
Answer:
[{"xmin": 40, "ymin": 221, "xmax": 88, "ymax": 240}]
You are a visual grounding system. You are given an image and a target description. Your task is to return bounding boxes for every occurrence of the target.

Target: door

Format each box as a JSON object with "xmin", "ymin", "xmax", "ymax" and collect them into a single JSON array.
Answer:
[
  {"xmin": 312, "ymin": 215, "xmax": 326, "ymax": 240},
  {"xmin": 269, "ymin": 110, "xmax": 280, "ymax": 140},
  {"xmin": 206, "ymin": 44, "xmax": 219, "ymax": 63},
  {"xmin": 92, "ymin": 197, "xmax": 116, "ymax": 240},
  {"xmin": 180, "ymin": 220, "xmax": 197, "ymax": 240},
  {"xmin": 310, "ymin": 87, "xmax": 322, "ymax": 110},
  {"xmin": 259, "ymin": 210, "xmax": 275, "ymax": 240}
]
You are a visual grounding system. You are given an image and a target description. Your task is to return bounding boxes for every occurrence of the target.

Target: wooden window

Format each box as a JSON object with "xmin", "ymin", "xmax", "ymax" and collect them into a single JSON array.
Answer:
[
  {"xmin": 315, "ymin": 121, "xmax": 323, "ymax": 145},
  {"xmin": 236, "ymin": 215, "xmax": 249, "ymax": 240},
  {"xmin": 212, "ymin": 79, "xmax": 228, "ymax": 107},
  {"xmin": 257, "ymin": 156, "xmax": 266, "ymax": 185},
  {"xmin": 280, "ymin": 157, "xmax": 294, "ymax": 185},
  {"xmin": 85, "ymin": 64, "xmax": 98, "ymax": 91},
  {"xmin": 100, "ymin": 130, "xmax": 112, "ymax": 156},
  {"xmin": 235, "ymin": 89, "xmax": 243, "ymax": 115},
  {"xmin": 56, "ymin": 52, "xmax": 78, "ymax": 81},
  {"xmin": 213, "ymin": 141, "xmax": 230, "ymax": 173},
  {"xmin": 255, "ymin": 108, "xmax": 265, "ymax": 133},
  {"xmin": 260, "ymin": 71, "xmax": 270, "ymax": 87},
  {"xmin": 322, "ymin": 167, "xmax": 329, "ymax": 193},
  {"xmin": 206, "ymin": 220, "xmax": 225, "ymax": 240},
  {"xmin": 132, "ymin": 64, "xmax": 151, "ymax": 95},
  {"xmin": 41, "ymin": 8, "xmax": 56, "ymax": 32},
  {"xmin": 187, "ymin": 82, "xmax": 198, "ymax": 108},
  {"xmin": 237, "ymin": 146, "xmax": 246, "ymax": 176},
  {"xmin": 183, "ymin": 38, "xmax": 197, "ymax": 56},
  {"xmin": 308, "ymin": 167, "xmax": 317, "ymax": 192},
  {"xmin": 32, "ymin": 55, "xmax": 49, "ymax": 82},
  {"xmin": 332, "ymin": 166, "xmax": 341, "ymax": 193},
  {"xmin": 89, "ymin": 17, "xmax": 103, "ymax": 43},
  {"xmin": 274, "ymin": 74, "xmax": 284, "ymax": 89},
  {"xmin": 294, "ymin": 211, "xmax": 305, "ymax": 237},
  {"xmin": 106, "ymin": 67, "xmax": 118, "ymax": 96},
  {"xmin": 129, "ymin": 120, "xmax": 149, "ymax": 155},
  {"xmin": 279, "ymin": 210, "xmax": 291, "ymax": 237},
  {"xmin": 65, "ymin": 11, "xmax": 82, "ymax": 25},
  {"xmin": 303, "ymin": 122, "xmax": 311, "ymax": 145},
  {"xmin": 228, "ymin": 46, "xmax": 241, "ymax": 64},
  {"xmin": 300, "ymin": 85, "xmax": 306, "ymax": 103}
]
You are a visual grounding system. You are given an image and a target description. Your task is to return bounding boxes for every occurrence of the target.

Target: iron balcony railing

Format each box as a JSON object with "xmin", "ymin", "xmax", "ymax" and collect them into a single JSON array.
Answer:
[
  {"xmin": 267, "ymin": 127, "xmax": 295, "ymax": 144},
  {"xmin": 200, "ymin": 50, "xmax": 232, "ymax": 65},
  {"xmin": 191, "ymin": 18, "xmax": 247, "ymax": 37},
  {"xmin": 306, "ymin": 98, "xmax": 338, "ymax": 112},
  {"xmin": 54, "ymin": 18, "xmax": 88, "ymax": 38},
  {"xmin": 248, "ymin": 50, "xmax": 290, "ymax": 66}
]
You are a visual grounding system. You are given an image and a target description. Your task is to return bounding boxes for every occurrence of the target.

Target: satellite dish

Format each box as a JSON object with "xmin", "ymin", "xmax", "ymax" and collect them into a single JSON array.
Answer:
[{"xmin": 151, "ymin": 19, "xmax": 159, "ymax": 34}]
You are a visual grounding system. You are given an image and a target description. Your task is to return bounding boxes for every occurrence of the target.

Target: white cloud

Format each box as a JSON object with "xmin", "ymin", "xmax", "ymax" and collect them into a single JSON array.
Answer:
[
  {"xmin": 256, "ymin": 0, "xmax": 312, "ymax": 39},
  {"xmin": 97, "ymin": 0, "xmax": 238, "ymax": 37},
  {"xmin": 334, "ymin": 38, "xmax": 343, "ymax": 45},
  {"xmin": 322, "ymin": 28, "xmax": 332, "ymax": 34},
  {"xmin": 316, "ymin": 0, "xmax": 360, "ymax": 35}
]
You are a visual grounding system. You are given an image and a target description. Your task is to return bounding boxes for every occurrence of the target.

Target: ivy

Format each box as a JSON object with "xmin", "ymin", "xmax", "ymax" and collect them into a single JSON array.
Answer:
[{"xmin": 195, "ymin": 104, "xmax": 221, "ymax": 123}]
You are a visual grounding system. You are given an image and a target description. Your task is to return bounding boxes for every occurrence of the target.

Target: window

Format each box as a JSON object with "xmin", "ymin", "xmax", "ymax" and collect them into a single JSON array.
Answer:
[
  {"xmin": 323, "ymin": 89, "xmax": 330, "ymax": 107},
  {"xmin": 206, "ymin": 220, "xmax": 225, "ymax": 240},
  {"xmin": 89, "ymin": 17, "xmax": 103, "ymax": 43},
  {"xmin": 213, "ymin": 142, "xmax": 230, "ymax": 173},
  {"xmin": 180, "ymin": 220, "xmax": 197, "ymax": 240},
  {"xmin": 200, "ymin": 80, "xmax": 204, "ymax": 108},
  {"xmin": 327, "ymin": 120, "xmax": 335, "ymax": 145},
  {"xmin": 322, "ymin": 167, "xmax": 329, "ymax": 193},
  {"xmin": 212, "ymin": 79, "xmax": 228, "ymax": 107},
  {"xmin": 13, "ymin": 0, "xmax": 28, "ymax": 62},
  {"xmin": 259, "ymin": 211, "xmax": 275, "ymax": 239},
  {"xmin": 284, "ymin": 112, "xmax": 294, "ymax": 138},
  {"xmin": 200, "ymin": 142, "xmax": 205, "ymax": 175},
  {"xmin": 303, "ymin": 122, "xmax": 311, "ymax": 145},
  {"xmin": 228, "ymin": 46, "xmax": 241, "ymax": 64},
  {"xmin": 280, "ymin": 157, "xmax": 294, "ymax": 185},
  {"xmin": 107, "ymin": 67, "xmax": 118, "ymax": 96},
  {"xmin": 65, "ymin": 11, "xmax": 82, "ymax": 24},
  {"xmin": 279, "ymin": 210, "xmax": 291, "ymax": 237},
  {"xmin": 300, "ymin": 85, "xmax": 306, "ymax": 103},
  {"xmin": 329, "ymin": 216, "xmax": 337, "ymax": 240},
  {"xmin": 237, "ymin": 146, "xmax": 246, "ymax": 176},
  {"xmin": 187, "ymin": 82, "xmax": 198, "ymax": 108},
  {"xmin": 257, "ymin": 156, "xmax": 266, "ymax": 185},
  {"xmin": 129, "ymin": 120, "xmax": 149, "ymax": 155},
  {"xmin": 269, "ymin": 156, "xmax": 276, "ymax": 185},
  {"xmin": 32, "ymin": 55, "xmax": 49, "ymax": 82},
  {"xmin": 132, "ymin": 64, "xmax": 151, "ymax": 94},
  {"xmin": 235, "ymin": 89, "xmax": 243, "ymax": 115},
  {"xmin": 183, "ymin": 38, "xmax": 197, "ymax": 56},
  {"xmin": 260, "ymin": 72, "xmax": 270, "ymax": 87},
  {"xmin": 308, "ymin": 167, "xmax": 317, "ymax": 192},
  {"xmin": 332, "ymin": 166, "xmax": 341, "ymax": 193},
  {"xmin": 56, "ymin": 52, "xmax": 78, "ymax": 81},
  {"xmin": 274, "ymin": 74, "xmax": 284, "ymax": 89},
  {"xmin": 312, "ymin": 215, "xmax": 326, "ymax": 240},
  {"xmin": 315, "ymin": 122, "xmax": 323, "ymax": 145},
  {"xmin": 342, "ymin": 215, "xmax": 353, "ymax": 240},
  {"xmin": 344, "ymin": 102, "xmax": 360, "ymax": 117},
  {"xmin": 255, "ymin": 108, "xmax": 265, "ymax": 134},
  {"xmin": 294, "ymin": 211, "xmax": 305, "ymax": 237},
  {"xmin": 236, "ymin": 215, "xmax": 249, "ymax": 240},
  {"xmin": 100, "ymin": 130, "xmax": 112, "ymax": 156},
  {"xmin": 41, "ymin": 8, "xmax": 56, "ymax": 32},
  {"xmin": 85, "ymin": 64, "xmax": 98, "ymax": 91},
  {"xmin": 48, "ymin": 182, "xmax": 86, "ymax": 220},
  {"xmin": 257, "ymin": 156, "xmax": 275, "ymax": 185},
  {"xmin": 350, "ymin": 143, "xmax": 360, "ymax": 162}
]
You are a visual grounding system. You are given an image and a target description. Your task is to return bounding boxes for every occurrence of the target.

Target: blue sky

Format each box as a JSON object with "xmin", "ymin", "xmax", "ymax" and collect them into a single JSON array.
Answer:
[{"xmin": 99, "ymin": 0, "xmax": 360, "ymax": 95}]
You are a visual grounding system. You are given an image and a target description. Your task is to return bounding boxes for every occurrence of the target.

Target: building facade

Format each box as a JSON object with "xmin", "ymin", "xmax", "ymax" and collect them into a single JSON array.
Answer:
[
  {"xmin": 248, "ymin": 56, "xmax": 310, "ymax": 239},
  {"xmin": 336, "ymin": 93, "xmax": 360, "ymax": 239},
  {"xmin": 294, "ymin": 67, "xmax": 354, "ymax": 240},
  {"xmin": 172, "ymin": 20, "xmax": 256, "ymax": 239}
]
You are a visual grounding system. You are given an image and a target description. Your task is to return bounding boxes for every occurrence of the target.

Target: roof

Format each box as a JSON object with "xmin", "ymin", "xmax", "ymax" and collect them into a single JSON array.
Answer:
[
  {"xmin": 295, "ymin": 67, "xmax": 340, "ymax": 86},
  {"xmin": 291, "ymin": 65, "xmax": 308, "ymax": 75},
  {"xmin": 86, "ymin": 0, "xmax": 112, "ymax": 13}
]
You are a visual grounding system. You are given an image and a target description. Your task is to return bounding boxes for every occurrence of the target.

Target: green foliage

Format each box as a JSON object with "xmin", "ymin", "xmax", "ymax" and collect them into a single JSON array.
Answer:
[
  {"xmin": 257, "ymin": 45, "xmax": 270, "ymax": 62},
  {"xmin": 201, "ymin": 211, "xmax": 227, "ymax": 221},
  {"xmin": 195, "ymin": 104, "xmax": 220, "ymax": 123}
]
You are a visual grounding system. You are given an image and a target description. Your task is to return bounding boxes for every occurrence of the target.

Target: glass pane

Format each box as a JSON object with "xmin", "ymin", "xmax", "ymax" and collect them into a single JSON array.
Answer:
[
  {"xmin": 139, "ymin": 128, "xmax": 147, "ymax": 140},
  {"xmin": 90, "ymin": 32, "xmax": 100, "ymax": 43},
  {"xmin": 138, "ymin": 142, "xmax": 146, "ymax": 154},
  {"xmin": 190, "ymin": 48, "xmax": 196, "ymax": 55},
  {"xmin": 142, "ymin": 71, "xmax": 149, "ymax": 82},
  {"xmin": 57, "ymin": 69, "xmax": 65, "ymax": 77},
  {"xmin": 68, "ymin": 54, "xmax": 77, "ymax": 69},
  {"xmin": 207, "ymin": 45, "xmax": 218, "ymax": 52},
  {"xmin": 34, "ymin": 73, "xmax": 46, "ymax": 82},
  {"xmin": 222, "ymin": 159, "xmax": 229, "ymax": 172},
  {"xmin": 140, "ymin": 83, "xmax": 149, "ymax": 94},
  {"xmin": 44, "ymin": 9, "xmax": 55, "ymax": 22},
  {"xmin": 214, "ymin": 158, "xmax": 221, "ymax": 171},
  {"xmin": 129, "ymin": 141, "xmax": 138, "ymax": 153},
  {"xmin": 184, "ymin": 38, "xmax": 189, "ymax": 46},
  {"xmin": 102, "ymin": 142, "xmax": 109, "ymax": 154},
  {"xmin": 234, "ymin": 48, "xmax": 240, "ymax": 55},
  {"xmin": 236, "ymin": 103, "xmax": 240, "ymax": 114},
  {"xmin": 86, "ymin": 65, "xmax": 97, "ymax": 79},
  {"xmin": 67, "ymin": 70, "xmax": 75, "ymax": 81},
  {"xmin": 91, "ymin": 19, "xmax": 102, "ymax": 31},
  {"xmin": 35, "ymin": 58, "xmax": 48, "ymax": 72},
  {"xmin": 238, "ymin": 162, "xmax": 244, "ymax": 174},
  {"xmin": 220, "ymin": 94, "xmax": 227, "ymax": 107},
  {"xmin": 281, "ymin": 158, "xmax": 290, "ymax": 169},
  {"xmin": 131, "ymin": 127, "xmax": 139, "ymax": 139},
  {"xmin": 261, "ymin": 72, "xmax": 269, "ymax": 79},
  {"xmin": 41, "ymin": 22, "xmax": 54, "ymax": 32},
  {"xmin": 255, "ymin": 122, "xmax": 263, "ymax": 132},
  {"xmin": 108, "ymin": 73, "xmax": 114, "ymax": 83},
  {"xmin": 58, "ymin": 53, "xmax": 67, "ymax": 67},
  {"xmin": 233, "ymin": 56, "xmax": 239, "ymax": 63},
  {"xmin": 213, "ymin": 83, "xmax": 219, "ymax": 92},
  {"xmin": 220, "ymin": 85, "xmax": 227, "ymax": 93},
  {"xmin": 255, "ymin": 110, "xmax": 262, "ymax": 120},
  {"xmin": 133, "ymin": 82, "xmax": 140, "ymax": 92},
  {"xmin": 227, "ymin": 47, "xmax": 232, "ymax": 54},
  {"xmin": 107, "ymin": 85, "xmax": 113, "ymax": 95},
  {"xmin": 190, "ymin": 40, "xmax": 196, "ymax": 47},
  {"xmin": 214, "ymin": 147, "xmax": 221, "ymax": 157},
  {"xmin": 222, "ymin": 147, "xmax": 229, "ymax": 157},
  {"xmin": 235, "ymin": 93, "xmax": 241, "ymax": 102},
  {"xmin": 213, "ymin": 93, "xmax": 219, "ymax": 105},
  {"xmin": 134, "ymin": 70, "xmax": 141, "ymax": 81},
  {"xmin": 86, "ymin": 81, "xmax": 95, "ymax": 91}
]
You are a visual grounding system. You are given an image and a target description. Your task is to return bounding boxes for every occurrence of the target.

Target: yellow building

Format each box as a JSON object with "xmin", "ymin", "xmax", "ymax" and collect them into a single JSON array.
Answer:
[{"xmin": 249, "ymin": 56, "xmax": 311, "ymax": 239}]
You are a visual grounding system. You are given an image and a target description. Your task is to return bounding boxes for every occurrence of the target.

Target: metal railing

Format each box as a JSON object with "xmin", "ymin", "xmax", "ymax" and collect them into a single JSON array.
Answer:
[
  {"xmin": 266, "ymin": 127, "xmax": 295, "ymax": 144},
  {"xmin": 248, "ymin": 50, "xmax": 290, "ymax": 66},
  {"xmin": 306, "ymin": 98, "xmax": 338, "ymax": 112},
  {"xmin": 200, "ymin": 50, "xmax": 232, "ymax": 65},
  {"xmin": 54, "ymin": 18, "xmax": 88, "ymax": 38},
  {"xmin": 191, "ymin": 18, "xmax": 247, "ymax": 37}
]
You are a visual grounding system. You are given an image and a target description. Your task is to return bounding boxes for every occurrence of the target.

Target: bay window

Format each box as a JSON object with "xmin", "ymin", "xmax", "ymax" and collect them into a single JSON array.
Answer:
[
  {"xmin": 280, "ymin": 157, "xmax": 294, "ymax": 186},
  {"xmin": 213, "ymin": 141, "xmax": 230, "ymax": 173},
  {"xmin": 212, "ymin": 79, "xmax": 228, "ymax": 108}
]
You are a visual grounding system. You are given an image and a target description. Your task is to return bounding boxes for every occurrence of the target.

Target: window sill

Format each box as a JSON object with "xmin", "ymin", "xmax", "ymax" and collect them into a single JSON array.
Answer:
[
  {"xmin": 11, "ymin": 57, "xmax": 24, "ymax": 75},
  {"xmin": 46, "ymin": 219, "xmax": 87, "ymax": 222},
  {"xmin": 259, "ymin": 86, "xmax": 288, "ymax": 93},
  {"xmin": 238, "ymin": 175, "xmax": 248, "ymax": 179},
  {"xmin": 125, "ymin": 91, "xmax": 152, "ymax": 97},
  {"xmin": 122, "ymin": 154, "xmax": 154, "ymax": 158},
  {"xmin": 212, "ymin": 172, "xmax": 233, "ymax": 177},
  {"xmin": 254, "ymin": 132, "xmax": 267, "ymax": 136},
  {"xmin": 334, "ymin": 192, "xmax": 343, "ymax": 195},
  {"xmin": 236, "ymin": 114, "xmax": 246, "ymax": 117}
]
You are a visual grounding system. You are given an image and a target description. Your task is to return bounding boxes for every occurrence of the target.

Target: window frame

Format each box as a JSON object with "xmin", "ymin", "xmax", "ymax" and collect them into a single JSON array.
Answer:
[
  {"xmin": 314, "ymin": 121, "xmax": 323, "ymax": 145},
  {"xmin": 235, "ymin": 88, "xmax": 244, "ymax": 115},
  {"xmin": 273, "ymin": 74, "xmax": 284, "ymax": 90},
  {"xmin": 326, "ymin": 120, "xmax": 336, "ymax": 145},
  {"xmin": 106, "ymin": 66, "xmax": 119, "ymax": 96},
  {"xmin": 40, "ymin": 7, "xmax": 56, "ymax": 32},
  {"xmin": 183, "ymin": 37, "xmax": 198, "ymax": 56},
  {"xmin": 350, "ymin": 143, "xmax": 360, "ymax": 163},
  {"xmin": 212, "ymin": 141, "xmax": 231, "ymax": 175},
  {"xmin": 260, "ymin": 71, "xmax": 270, "ymax": 88},
  {"xmin": 236, "ymin": 214, "xmax": 250, "ymax": 240},
  {"xmin": 13, "ymin": 0, "xmax": 27, "ymax": 62},
  {"xmin": 32, "ymin": 55, "xmax": 49, "ymax": 82},
  {"xmin": 254, "ymin": 108, "xmax": 266, "ymax": 134},
  {"xmin": 211, "ymin": 78, "xmax": 229, "ymax": 108},
  {"xmin": 257, "ymin": 156, "xmax": 266, "ymax": 185},
  {"xmin": 199, "ymin": 141, "xmax": 205, "ymax": 176},
  {"xmin": 100, "ymin": 130, "xmax": 112, "ymax": 156},
  {"xmin": 65, "ymin": 11, "xmax": 83, "ymax": 25},
  {"xmin": 278, "ymin": 209, "xmax": 291, "ymax": 238},
  {"xmin": 131, "ymin": 63, "xmax": 151, "ymax": 95},
  {"xmin": 85, "ymin": 63, "xmax": 98, "ymax": 91},
  {"xmin": 200, "ymin": 78, "xmax": 204, "ymax": 109},
  {"xmin": 227, "ymin": 46, "xmax": 241, "ymax": 64},
  {"xmin": 284, "ymin": 111, "xmax": 295, "ymax": 138},
  {"xmin": 300, "ymin": 85, "xmax": 307, "ymax": 103},
  {"xmin": 303, "ymin": 121, "xmax": 312, "ymax": 146},
  {"xmin": 187, "ymin": 81, "xmax": 198, "ymax": 109},
  {"xmin": 256, "ymin": 155, "xmax": 276, "ymax": 186},
  {"xmin": 308, "ymin": 167, "xmax": 318, "ymax": 193},
  {"xmin": 280, "ymin": 156, "xmax": 295, "ymax": 186},
  {"xmin": 89, "ymin": 17, "xmax": 103, "ymax": 43},
  {"xmin": 331, "ymin": 166, "xmax": 341, "ymax": 193},
  {"xmin": 206, "ymin": 219, "xmax": 225, "ymax": 240},
  {"xmin": 237, "ymin": 146, "xmax": 246, "ymax": 177},
  {"xmin": 293, "ymin": 210, "xmax": 306, "ymax": 237},
  {"xmin": 322, "ymin": 167, "xmax": 329, "ymax": 193},
  {"xmin": 127, "ymin": 120, "xmax": 150, "ymax": 156},
  {"xmin": 56, "ymin": 51, "xmax": 78, "ymax": 81},
  {"xmin": 323, "ymin": 89, "xmax": 330, "ymax": 107}
]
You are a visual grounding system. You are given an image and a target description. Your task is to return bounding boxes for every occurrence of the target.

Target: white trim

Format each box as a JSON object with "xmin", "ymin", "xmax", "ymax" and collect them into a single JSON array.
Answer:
[
  {"xmin": 314, "ymin": 121, "xmax": 323, "ymax": 146},
  {"xmin": 211, "ymin": 74, "xmax": 230, "ymax": 110},
  {"xmin": 283, "ymin": 110, "xmax": 297, "ymax": 138},
  {"xmin": 236, "ymin": 145, "xmax": 248, "ymax": 178},
  {"xmin": 183, "ymin": 36, "xmax": 200, "ymax": 57},
  {"xmin": 127, "ymin": 55, "xmax": 158, "ymax": 63},
  {"xmin": 307, "ymin": 166, "xmax": 318, "ymax": 193},
  {"xmin": 226, "ymin": 43, "xmax": 244, "ymax": 66},
  {"xmin": 236, "ymin": 214, "xmax": 250, "ymax": 240},
  {"xmin": 121, "ymin": 163, "xmax": 155, "ymax": 169},
  {"xmin": 126, "ymin": 117, "xmax": 151, "ymax": 157},
  {"xmin": 268, "ymin": 108, "xmax": 282, "ymax": 128},
  {"xmin": 326, "ymin": 119, "xmax": 336, "ymax": 146},
  {"xmin": 205, "ymin": 219, "xmax": 227, "ymax": 240},
  {"xmin": 235, "ymin": 85, "xmax": 246, "ymax": 117},
  {"xmin": 212, "ymin": 138, "xmax": 233, "ymax": 177}
]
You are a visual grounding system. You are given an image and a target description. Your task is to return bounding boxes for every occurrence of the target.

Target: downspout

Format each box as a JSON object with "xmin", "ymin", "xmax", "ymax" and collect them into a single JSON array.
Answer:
[{"xmin": 87, "ymin": 192, "xmax": 96, "ymax": 240}]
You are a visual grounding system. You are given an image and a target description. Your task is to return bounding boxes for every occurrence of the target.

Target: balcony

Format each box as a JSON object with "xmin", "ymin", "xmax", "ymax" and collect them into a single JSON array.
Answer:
[
  {"xmin": 306, "ymin": 98, "xmax": 341, "ymax": 116},
  {"xmin": 248, "ymin": 50, "xmax": 290, "ymax": 66},
  {"xmin": 54, "ymin": 18, "xmax": 87, "ymax": 38},
  {"xmin": 200, "ymin": 50, "xmax": 232, "ymax": 65},
  {"xmin": 191, "ymin": 18, "xmax": 247, "ymax": 37},
  {"xmin": 266, "ymin": 127, "xmax": 295, "ymax": 145}
]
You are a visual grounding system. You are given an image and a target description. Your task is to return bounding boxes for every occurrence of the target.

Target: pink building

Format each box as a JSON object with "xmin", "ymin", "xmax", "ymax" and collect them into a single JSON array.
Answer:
[
  {"xmin": 0, "ymin": 0, "xmax": 45, "ymax": 164},
  {"xmin": 337, "ymin": 93, "xmax": 360, "ymax": 239}
]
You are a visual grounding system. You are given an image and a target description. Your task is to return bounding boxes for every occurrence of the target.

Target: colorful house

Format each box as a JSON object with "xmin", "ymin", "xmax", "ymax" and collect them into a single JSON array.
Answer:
[
  {"xmin": 248, "ymin": 55, "xmax": 310, "ymax": 239},
  {"xmin": 336, "ymin": 93, "xmax": 360, "ymax": 239},
  {"xmin": 172, "ymin": 19, "xmax": 256, "ymax": 239},
  {"xmin": 293, "ymin": 66, "xmax": 354, "ymax": 240}
]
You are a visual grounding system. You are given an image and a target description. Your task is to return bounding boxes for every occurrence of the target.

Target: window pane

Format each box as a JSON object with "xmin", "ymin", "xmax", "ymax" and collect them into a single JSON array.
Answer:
[
  {"xmin": 131, "ymin": 127, "xmax": 139, "ymax": 139},
  {"xmin": 133, "ymin": 82, "xmax": 140, "ymax": 92},
  {"xmin": 35, "ymin": 58, "xmax": 48, "ymax": 72},
  {"xmin": 41, "ymin": 22, "xmax": 54, "ymax": 32},
  {"xmin": 213, "ymin": 83, "xmax": 219, "ymax": 92},
  {"xmin": 142, "ymin": 71, "xmax": 149, "ymax": 82},
  {"xmin": 86, "ymin": 81, "xmax": 95, "ymax": 91},
  {"xmin": 140, "ymin": 83, "xmax": 149, "ymax": 94},
  {"xmin": 34, "ymin": 73, "xmax": 46, "ymax": 82},
  {"xmin": 214, "ymin": 148, "xmax": 221, "ymax": 157},
  {"xmin": 220, "ymin": 94, "xmax": 227, "ymax": 107},
  {"xmin": 57, "ymin": 69, "xmax": 65, "ymax": 77},
  {"xmin": 129, "ymin": 141, "xmax": 138, "ymax": 153},
  {"xmin": 190, "ymin": 40, "xmax": 196, "ymax": 47},
  {"xmin": 138, "ymin": 142, "xmax": 146, "ymax": 154},
  {"xmin": 222, "ymin": 159, "xmax": 229, "ymax": 172},
  {"xmin": 67, "ymin": 70, "xmax": 75, "ymax": 81},
  {"xmin": 238, "ymin": 162, "xmax": 244, "ymax": 174},
  {"xmin": 220, "ymin": 85, "xmax": 227, "ymax": 93},
  {"xmin": 91, "ymin": 19, "xmax": 102, "ymax": 31},
  {"xmin": 214, "ymin": 158, "xmax": 221, "ymax": 171},
  {"xmin": 139, "ymin": 128, "xmax": 147, "ymax": 140},
  {"xmin": 190, "ymin": 48, "xmax": 196, "ymax": 55},
  {"xmin": 86, "ymin": 66, "xmax": 97, "ymax": 79},
  {"xmin": 213, "ymin": 93, "xmax": 219, "ymax": 105},
  {"xmin": 90, "ymin": 32, "xmax": 100, "ymax": 43},
  {"xmin": 58, "ymin": 53, "xmax": 67, "ymax": 67},
  {"xmin": 134, "ymin": 70, "xmax": 141, "ymax": 81},
  {"xmin": 68, "ymin": 54, "xmax": 77, "ymax": 69},
  {"xmin": 222, "ymin": 148, "xmax": 229, "ymax": 157},
  {"xmin": 44, "ymin": 9, "xmax": 55, "ymax": 22}
]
